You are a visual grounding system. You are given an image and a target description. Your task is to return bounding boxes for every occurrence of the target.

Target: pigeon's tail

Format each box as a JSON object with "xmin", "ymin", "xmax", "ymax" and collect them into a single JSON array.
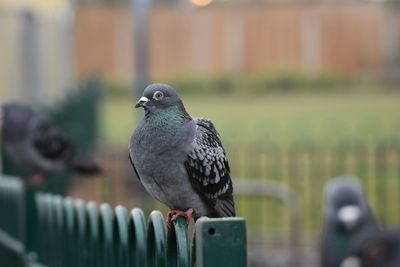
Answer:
[
  {"xmin": 214, "ymin": 195, "xmax": 236, "ymax": 217},
  {"xmin": 69, "ymin": 153, "xmax": 101, "ymax": 175}
]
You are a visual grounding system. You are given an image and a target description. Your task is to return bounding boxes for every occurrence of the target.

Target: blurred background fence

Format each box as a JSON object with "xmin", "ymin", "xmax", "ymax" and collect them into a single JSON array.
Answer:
[
  {"xmin": 74, "ymin": 3, "xmax": 396, "ymax": 78},
  {"xmin": 2, "ymin": 1, "xmax": 400, "ymax": 99}
]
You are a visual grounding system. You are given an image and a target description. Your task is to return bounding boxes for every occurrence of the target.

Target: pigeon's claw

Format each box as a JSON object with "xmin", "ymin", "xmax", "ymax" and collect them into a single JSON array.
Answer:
[{"xmin": 166, "ymin": 208, "xmax": 194, "ymax": 229}]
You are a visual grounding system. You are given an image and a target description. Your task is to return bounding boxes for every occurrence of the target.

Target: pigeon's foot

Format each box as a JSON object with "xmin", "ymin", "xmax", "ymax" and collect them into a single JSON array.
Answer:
[
  {"xmin": 26, "ymin": 174, "xmax": 44, "ymax": 186},
  {"xmin": 166, "ymin": 208, "xmax": 194, "ymax": 229}
]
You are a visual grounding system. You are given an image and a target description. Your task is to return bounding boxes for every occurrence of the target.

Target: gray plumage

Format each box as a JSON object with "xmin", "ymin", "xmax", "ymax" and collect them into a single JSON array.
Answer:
[
  {"xmin": 129, "ymin": 83, "xmax": 235, "ymax": 219},
  {"xmin": 321, "ymin": 176, "xmax": 380, "ymax": 267},
  {"xmin": 1, "ymin": 102, "xmax": 100, "ymax": 175}
]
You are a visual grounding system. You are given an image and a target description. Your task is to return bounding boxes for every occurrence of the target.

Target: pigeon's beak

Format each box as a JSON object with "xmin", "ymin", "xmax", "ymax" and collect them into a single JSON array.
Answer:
[
  {"xmin": 337, "ymin": 205, "xmax": 361, "ymax": 231},
  {"xmin": 135, "ymin": 96, "xmax": 149, "ymax": 108}
]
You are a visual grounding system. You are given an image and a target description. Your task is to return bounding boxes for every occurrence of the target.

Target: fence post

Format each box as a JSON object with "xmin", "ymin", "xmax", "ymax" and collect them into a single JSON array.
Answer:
[{"xmin": 195, "ymin": 217, "xmax": 247, "ymax": 267}]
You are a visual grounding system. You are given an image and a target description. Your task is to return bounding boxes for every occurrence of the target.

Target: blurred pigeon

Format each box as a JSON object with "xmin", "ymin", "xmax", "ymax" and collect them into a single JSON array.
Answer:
[
  {"xmin": 341, "ymin": 229, "xmax": 400, "ymax": 267},
  {"xmin": 129, "ymin": 83, "xmax": 235, "ymax": 226},
  {"xmin": 321, "ymin": 176, "xmax": 380, "ymax": 267},
  {"xmin": 1, "ymin": 102, "xmax": 100, "ymax": 183}
]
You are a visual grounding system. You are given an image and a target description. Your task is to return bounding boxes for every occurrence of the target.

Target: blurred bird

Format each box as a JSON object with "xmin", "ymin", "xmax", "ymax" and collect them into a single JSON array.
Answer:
[
  {"xmin": 341, "ymin": 229, "xmax": 400, "ymax": 267},
  {"xmin": 321, "ymin": 176, "xmax": 380, "ymax": 267},
  {"xmin": 129, "ymin": 83, "xmax": 235, "ymax": 227},
  {"xmin": 1, "ymin": 102, "xmax": 100, "ymax": 184}
]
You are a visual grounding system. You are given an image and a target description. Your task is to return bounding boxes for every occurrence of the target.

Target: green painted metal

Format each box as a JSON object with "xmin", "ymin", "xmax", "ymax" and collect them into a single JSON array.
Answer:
[
  {"xmin": 100, "ymin": 203, "xmax": 114, "ymax": 267},
  {"xmin": 0, "ymin": 176, "xmax": 25, "ymax": 244},
  {"xmin": 147, "ymin": 210, "xmax": 166, "ymax": 267},
  {"xmin": 64, "ymin": 197, "xmax": 76, "ymax": 267},
  {"xmin": 128, "ymin": 208, "xmax": 147, "ymax": 267},
  {"xmin": 195, "ymin": 217, "xmax": 247, "ymax": 267},
  {"xmin": 50, "ymin": 195, "xmax": 63, "ymax": 267},
  {"xmin": 0, "ymin": 181, "xmax": 248, "ymax": 267},
  {"xmin": 167, "ymin": 217, "xmax": 190, "ymax": 267},
  {"xmin": 75, "ymin": 199, "xmax": 88, "ymax": 267},
  {"xmin": 114, "ymin": 206, "xmax": 129, "ymax": 267},
  {"xmin": 87, "ymin": 201, "xmax": 100, "ymax": 267},
  {"xmin": 0, "ymin": 229, "xmax": 31, "ymax": 267}
]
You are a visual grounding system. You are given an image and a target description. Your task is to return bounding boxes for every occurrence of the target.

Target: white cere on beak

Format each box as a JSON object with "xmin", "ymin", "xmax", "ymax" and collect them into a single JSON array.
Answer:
[
  {"xmin": 139, "ymin": 96, "xmax": 149, "ymax": 103},
  {"xmin": 340, "ymin": 256, "xmax": 361, "ymax": 267},
  {"xmin": 338, "ymin": 205, "xmax": 361, "ymax": 230},
  {"xmin": 135, "ymin": 96, "xmax": 150, "ymax": 108}
]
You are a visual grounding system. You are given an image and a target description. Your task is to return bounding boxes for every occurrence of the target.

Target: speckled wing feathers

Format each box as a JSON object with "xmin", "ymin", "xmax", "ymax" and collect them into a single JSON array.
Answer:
[{"xmin": 185, "ymin": 117, "xmax": 235, "ymax": 217}]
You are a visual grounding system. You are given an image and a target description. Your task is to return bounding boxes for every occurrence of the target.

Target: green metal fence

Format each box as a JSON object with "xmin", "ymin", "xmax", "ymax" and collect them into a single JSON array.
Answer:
[
  {"xmin": 0, "ymin": 229, "xmax": 37, "ymax": 267},
  {"xmin": 0, "ymin": 176, "xmax": 25, "ymax": 244},
  {"xmin": 0, "ymin": 176, "xmax": 247, "ymax": 267}
]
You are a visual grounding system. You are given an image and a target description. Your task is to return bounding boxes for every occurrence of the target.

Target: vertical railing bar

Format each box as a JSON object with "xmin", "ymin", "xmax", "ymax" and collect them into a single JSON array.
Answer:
[
  {"xmin": 53, "ymin": 195, "xmax": 64, "ymax": 267},
  {"xmin": 174, "ymin": 217, "xmax": 190, "ymax": 267},
  {"xmin": 63, "ymin": 197, "xmax": 75, "ymax": 267},
  {"xmin": 75, "ymin": 199, "xmax": 88, "ymax": 267},
  {"xmin": 100, "ymin": 203, "xmax": 114, "ymax": 267},
  {"xmin": 45, "ymin": 193, "xmax": 56, "ymax": 266},
  {"xmin": 114, "ymin": 205, "xmax": 129, "ymax": 267},
  {"xmin": 129, "ymin": 208, "xmax": 147, "ymax": 267},
  {"xmin": 86, "ymin": 201, "xmax": 100, "ymax": 267},
  {"xmin": 147, "ymin": 210, "xmax": 166, "ymax": 267}
]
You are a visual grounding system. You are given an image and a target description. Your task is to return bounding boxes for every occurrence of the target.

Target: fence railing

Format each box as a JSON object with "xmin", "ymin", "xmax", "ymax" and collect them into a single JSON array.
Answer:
[
  {"xmin": 0, "ymin": 176, "xmax": 247, "ymax": 267},
  {"xmin": 0, "ymin": 176, "xmax": 25, "ymax": 244}
]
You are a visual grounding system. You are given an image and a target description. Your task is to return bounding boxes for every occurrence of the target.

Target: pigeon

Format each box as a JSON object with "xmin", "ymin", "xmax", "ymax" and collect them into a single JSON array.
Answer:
[
  {"xmin": 129, "ymin": 83, "xmax": 235, "ymax": 226},
  {"xmin": 341, "ymin": 229, "xmax": 400, "ymax": 267},
  {"xmin": 1, "ymin": 102, "xmax": 100, "ymax": 183},
  {"xmin": 320, "ymin": 176, "xmax": 380, "ymax": 267}
]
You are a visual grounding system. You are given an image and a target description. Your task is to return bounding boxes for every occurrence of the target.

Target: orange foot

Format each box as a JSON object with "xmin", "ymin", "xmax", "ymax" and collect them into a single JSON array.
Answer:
[{"xmin": 166, "ymin": 208, "xmax": 194, "ymax": 229}]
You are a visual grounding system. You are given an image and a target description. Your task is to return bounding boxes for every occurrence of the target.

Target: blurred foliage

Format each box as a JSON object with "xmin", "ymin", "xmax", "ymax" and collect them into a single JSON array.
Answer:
[{"xmin": 240, "ymin": 68, "xmax": 353, "ymax": 93}]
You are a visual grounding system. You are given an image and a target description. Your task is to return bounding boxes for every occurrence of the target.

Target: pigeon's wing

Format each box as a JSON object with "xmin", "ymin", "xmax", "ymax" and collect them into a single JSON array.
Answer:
[
  {"xmin": 129, "ymin": 152, "xmax": 141, "ymax": 181},
  {"xmin": 32, "ymin": 119, "xmax": 75, "ymax": 161},
  {"xmin": 184, "ymin": 117, "xmax": 235, "ymax": 217}
]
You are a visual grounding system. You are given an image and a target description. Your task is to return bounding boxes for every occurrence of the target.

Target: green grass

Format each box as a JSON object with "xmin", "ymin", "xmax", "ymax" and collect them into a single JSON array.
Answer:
[{"xmin": 101, "ymin": 91, "xmax": 400, "ymax": 149}]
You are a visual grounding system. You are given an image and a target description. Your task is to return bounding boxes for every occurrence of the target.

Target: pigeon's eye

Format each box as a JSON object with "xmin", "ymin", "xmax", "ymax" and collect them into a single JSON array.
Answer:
[{"xmin": 153, "ymin": 91, "xmax": 164, "ymax": 100}]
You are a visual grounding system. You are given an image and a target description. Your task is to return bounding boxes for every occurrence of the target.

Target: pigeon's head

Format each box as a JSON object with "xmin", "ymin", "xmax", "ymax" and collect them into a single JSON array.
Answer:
[
  {"xmin": 1, "ymin": 102, "xmax": 33, "ymax": 139},
  {"xmin": 135, "ymin": 83, "xmax": 185, "ymax": 113},
  {"xmin": 324, "ymin": 176, "xmax": 369, "ymax": 231}
]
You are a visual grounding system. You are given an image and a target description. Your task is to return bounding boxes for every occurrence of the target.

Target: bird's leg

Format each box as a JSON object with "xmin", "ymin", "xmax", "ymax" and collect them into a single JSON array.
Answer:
[
  {"xmin": 26, "ymin": 173, "xmax": 44, "ymax": 186},
  {"xmin": 166, "ymin": 208, "xmax": 194, "ymax": 229}
]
